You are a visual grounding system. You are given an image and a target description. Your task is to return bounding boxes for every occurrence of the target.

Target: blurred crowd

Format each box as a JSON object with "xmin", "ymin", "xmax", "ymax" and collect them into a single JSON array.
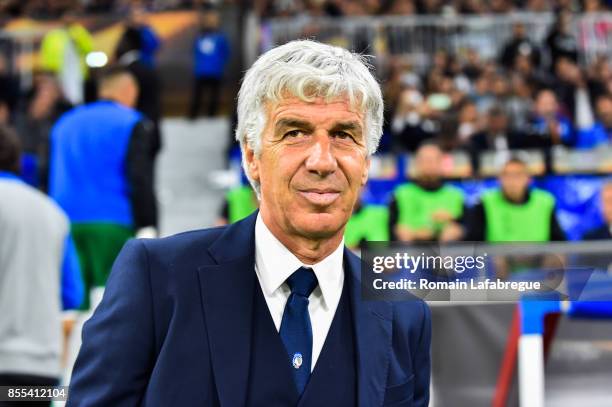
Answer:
[
  {"xmin": 0, "ymin": 0, "xmax": 213, "ymax": 18},
  {"xmin": 256, "ymin": 0, "xmax": 612, "ymax": 18},
  {"xmin": 381, "ymin": 16, "xmax": 612, "ymax": 165}
]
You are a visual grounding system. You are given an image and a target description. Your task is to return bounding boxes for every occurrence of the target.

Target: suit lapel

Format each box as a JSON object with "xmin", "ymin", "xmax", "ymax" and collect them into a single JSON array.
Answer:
[
  {"xmin": 197, "ymin": 212, "xmax": 258, "ymax": 407},
  {"xmin": 346, "ymin": 249, "xmax": 393, "ymax": 407}
]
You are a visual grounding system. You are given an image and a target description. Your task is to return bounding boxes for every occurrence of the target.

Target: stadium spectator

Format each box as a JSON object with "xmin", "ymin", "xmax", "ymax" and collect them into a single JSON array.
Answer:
[
  {"xmin": 122, "ymin": 6, "xmax": 161, "ymax": 68},
  {"xmin": 505, "ymin": 73, "xmax": 534, "ymax": 133},
  {"xmin": 49, "ymin": 67, "xmax": 158, "ymax": 310},
  {"xmin": 499, "ymin": 22, "xmax": 541, "ymax": 70},
  {"xmin": 389, "ymin": 142, "xmax": 465, "ymax": 242},
  {"xmin": 0, "ymin": 125, "xmax": 83, "ymax": 401},
  {"xmin": 465, "ymin": 156, "xmax": 565, "ymax": 241},
  {"xmin": 457, "ymin": 100, "xmax": 481, "ymax": 143},
  {"xmin": 190, "ymin": 9, "xmax": 230, "ymax": 118},
  {"xmin": 583, "ymin": 182, "xmax": 612, "ymax": 240},
  {"xmin": 584, "ymin": 0, "xmax": 605, "ymax": 12},
  {"xmin": 463, "ymin": 48, "xmax": 484, "ymax": 81},
  {"xmin": 554, "ymin": 58, "xmax": 605, "ymax": 128},
  {"xmin": 40, "ymin": 11, "xmax": 94, "ymax": 105},
  {"xmin": 525, "ymin": 88, "xmax": 574, "ymax": 147},
  {"xmin": 390, "ymin": 87, "xmax": 435, "ymax": 152},
  {"xmin": 115, "ymin": 20, "xmax": 163, "ymax": 159},
  {"xmin": 575, "ymin": 94, "xmax": 612, "ymax": 148},
  {"xmin": 466, "ymin": 105, "xmax": 529, "ymax": 171},
  {"xmin": 470, "ymin": 73, "xmax": 496, "ymax": 114},
  {"xmin": 546, "ymin": 11, "xmax": 579, "ymax": 71},
  {"xmin": 513, "ymin": 52, "xmax": 553, "ymax": 91}
]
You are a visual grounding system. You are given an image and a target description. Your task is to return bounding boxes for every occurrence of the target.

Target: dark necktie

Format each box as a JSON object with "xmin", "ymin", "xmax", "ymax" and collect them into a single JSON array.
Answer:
[{"xmin": 279, "ymin": 267, "xmax": 318, "ymax": 396}]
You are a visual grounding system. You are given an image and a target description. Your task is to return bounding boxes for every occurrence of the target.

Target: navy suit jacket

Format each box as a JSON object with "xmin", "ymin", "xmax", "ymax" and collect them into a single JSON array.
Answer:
[{"xmin": 67, "ymin": 212, "xmax": 431, "ymax": 406}]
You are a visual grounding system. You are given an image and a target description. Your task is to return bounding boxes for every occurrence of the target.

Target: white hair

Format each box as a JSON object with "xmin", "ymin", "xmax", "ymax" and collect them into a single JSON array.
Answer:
[{"xmin": 235, "ymin": 39, "xmax": 384, "ymax": 194}]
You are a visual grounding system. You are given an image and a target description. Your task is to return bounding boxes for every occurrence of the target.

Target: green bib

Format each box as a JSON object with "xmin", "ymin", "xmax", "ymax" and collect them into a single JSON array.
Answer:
[
  {"xmin": 227, "ymin": 186, "xmax": 257, "ymax": 224},
  {"xmin": 344, "ymin": 205, "xmax": 389, "ymax": 247},
  {"xmin": 394, "ymin": 183, "xmax": 464, "ymax": 233},
  {"xmin": 482, "ymin": 189, "xmax": 555, "ymax": 242}
]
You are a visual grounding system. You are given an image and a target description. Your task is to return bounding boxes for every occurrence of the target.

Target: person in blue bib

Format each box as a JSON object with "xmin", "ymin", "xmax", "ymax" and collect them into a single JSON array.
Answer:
[{"xmin": 49, "ymin": 66, "xmax": 158, "ymax": 311}]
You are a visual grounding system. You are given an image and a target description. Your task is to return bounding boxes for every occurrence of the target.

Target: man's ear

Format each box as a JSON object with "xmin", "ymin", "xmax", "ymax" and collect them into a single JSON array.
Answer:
[
  {"xmin": 361, "ymin": 156, "xmax": 371, "ymax": 186},
  {"xmin": 244, "ymin": 142, "xmax": 260, "ymax": 183}
]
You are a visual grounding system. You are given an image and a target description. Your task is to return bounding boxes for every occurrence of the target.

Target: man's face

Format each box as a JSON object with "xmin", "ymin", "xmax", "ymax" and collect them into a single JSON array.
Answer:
[
  {"xmin": 513, "ymin": 23, "xmax": 526, "ymax": 39},
  {"xmin": 489, "ymin": 113, "xmax": 508, "ymax": 134},
  {"xmin": 500, "ymin": 162, "xmax": 530, "ymax": 201},
  {"xmin": 535, "ymin": 91, "xmax": 558, "ymax": 118},
  {"xmin": 245, "ymin": 96, "xmax": 369, "ymax": 240},
  {"xmin": 601, "ymin": 185, "xmax": 612, "ymax": 223},
  {"xmin": 596, "ymin": 97, "xmax": 612, "ymax": 128},
  {"xmin": 415, "ymin": 145, "xmax": 443, "ymax": 181}
]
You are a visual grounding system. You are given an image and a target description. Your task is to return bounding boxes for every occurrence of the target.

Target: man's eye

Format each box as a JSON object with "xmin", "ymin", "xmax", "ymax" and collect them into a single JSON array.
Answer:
[
  {"xmin": 284, "ymin": 130, "xmax": 303, "ymax": 138},
  {"xmin": 333, "ymin": 131, "xmax": 353, "ymax": 140}
]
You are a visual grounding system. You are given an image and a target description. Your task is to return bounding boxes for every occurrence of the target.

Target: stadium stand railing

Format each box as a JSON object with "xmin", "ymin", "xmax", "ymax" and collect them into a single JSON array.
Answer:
[{"xmin": 261, "ymin": 12, "xmax": 612, "ymax": 70}]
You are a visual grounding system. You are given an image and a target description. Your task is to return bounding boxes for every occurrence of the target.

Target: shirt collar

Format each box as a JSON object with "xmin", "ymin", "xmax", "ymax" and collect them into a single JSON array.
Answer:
[{"xmin": 254, "ymin": 212, "xmax": 344, "ymax": 308}]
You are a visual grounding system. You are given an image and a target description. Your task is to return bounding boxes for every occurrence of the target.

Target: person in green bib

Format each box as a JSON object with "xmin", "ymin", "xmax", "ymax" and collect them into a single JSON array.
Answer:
[
  {"xmin": 389, "ymin": 142, "xmax": 466, "ymax": 242},
  {"xmin": 217, "ymin": 184, "xmax": 259, "ymax": 225},
  {"xmin": 344, "ymin": 200, "xmax": 390, "ymax": 249},
  {"xmin": 465, "ymin": 157, "xmax": 565, "ymax": 242}
]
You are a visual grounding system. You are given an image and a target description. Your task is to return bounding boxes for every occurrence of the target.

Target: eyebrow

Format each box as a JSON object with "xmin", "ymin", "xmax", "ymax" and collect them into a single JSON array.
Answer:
[
  {"xmin": 274, "ymin": 118, "xmax": 364, "ymax": 138},
  {"xmin": 275, "ymin": 119, "xmax": 315, "ymax": 133},
  {"xmin": 330, "ymin": 121, "xmax": 363, "ymax": 134}
]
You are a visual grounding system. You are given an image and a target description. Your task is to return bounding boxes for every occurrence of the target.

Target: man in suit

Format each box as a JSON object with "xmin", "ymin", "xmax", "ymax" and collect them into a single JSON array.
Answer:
[{"xmin": 67, "ymin": 40, "xmax": 431, "ymax": 407}]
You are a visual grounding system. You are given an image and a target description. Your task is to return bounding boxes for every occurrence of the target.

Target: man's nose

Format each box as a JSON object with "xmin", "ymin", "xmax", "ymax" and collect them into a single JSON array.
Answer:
[{"xmin": 305, "ymin": 133, "xmax": 338, "ymax": 177}]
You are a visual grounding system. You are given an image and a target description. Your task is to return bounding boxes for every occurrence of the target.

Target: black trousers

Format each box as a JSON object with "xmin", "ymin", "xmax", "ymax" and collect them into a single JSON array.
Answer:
[
  {"xmin": 190, "ymin": 76, "xmax": 221, "ymax": 118},
  {"xmin": 0, "ymin": 373, "xmax": 59, "ymax": 407}
]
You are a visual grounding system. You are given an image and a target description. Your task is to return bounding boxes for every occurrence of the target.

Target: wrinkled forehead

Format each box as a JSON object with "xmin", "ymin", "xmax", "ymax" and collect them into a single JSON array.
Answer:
[{"xmin": 264, "ymin": 91, "xmax": 366, "ymax": 124}]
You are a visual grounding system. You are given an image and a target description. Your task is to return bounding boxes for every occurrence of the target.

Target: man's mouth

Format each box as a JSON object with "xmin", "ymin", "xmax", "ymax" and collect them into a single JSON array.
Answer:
[{"xmin": 297, "ymin": 189, "xmax": 341, "ymax": 206}]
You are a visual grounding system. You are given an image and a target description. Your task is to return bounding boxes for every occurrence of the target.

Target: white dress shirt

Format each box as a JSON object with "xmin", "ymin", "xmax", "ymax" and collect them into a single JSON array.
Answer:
[{"xmin": 254, "ymin": 213, "xmax": 345, "ymax": 372}]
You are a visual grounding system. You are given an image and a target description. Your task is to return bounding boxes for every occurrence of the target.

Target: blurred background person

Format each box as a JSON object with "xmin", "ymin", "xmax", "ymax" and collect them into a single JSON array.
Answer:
[
  {"xmin": 390, "ymin": 86, "xmax": 435, "ymax": 152},
  {"xmin": 580, "ymin": 94, "xmax": 612, "ymax": 147},
  {"xmin": 526, "ymin": 88, "xmax": 574, "ymax": 148},
  {"xmin": 546, "ymin": 11, "xmax": 579, "ymax": 72},
  {"xmin": 465, "ymin": 156, "xmax": 565, "ymax": 242},
  {"xmin": 115, "ymin": 16, "xmax": 163, "ymax": 160},
  {"xmin": 499, "ymin": 22, "xmax": 541, "ymax": 71},
  {"xmin": 49, "ymin": 67, "xmax": 157, "ymax": 311},
  {"xmin": 466, "ymin": 105, "xmax": 529, "ymax": 171},
  {"xmin": 389, "ymin": 142, "xmax": 465, "ymax": 243},
  {"xmin": 189, "ymin": 8, "xmax": 230, "ymax": 118},
  {"xmin": 0, "ymin": 125, "xmax": 83, "ymax": 404},
  {"xmin": 40, "ymin": 10, "xmax": 94, "ymax": 106},
  {"xmin": 14, "ymin": 72, "xmax": 72, "ymax": 192},
  {"xmin": 583, "ymin": 181, "xmax": 612, "ymax": 240},
  {"xmin": 118, "ymin": 6, "xmax": 161, "ymax": 69}
]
